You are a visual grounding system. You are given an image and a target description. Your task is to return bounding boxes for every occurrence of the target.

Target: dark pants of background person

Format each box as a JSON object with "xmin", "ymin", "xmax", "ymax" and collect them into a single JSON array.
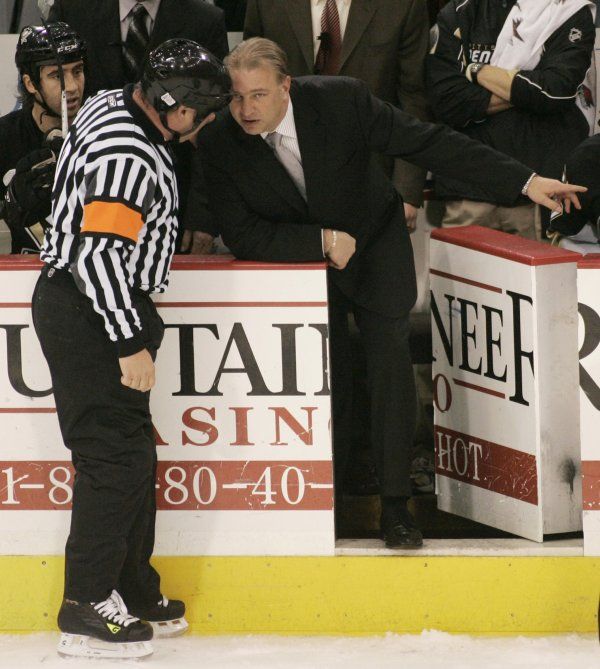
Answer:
[
  {"xmin": 328, "ymin": 282, "xmax": 417, "ymax": 501},
  {"xmin": 32, "ymin": 265, "xmax": 164, "ymax": 608}
]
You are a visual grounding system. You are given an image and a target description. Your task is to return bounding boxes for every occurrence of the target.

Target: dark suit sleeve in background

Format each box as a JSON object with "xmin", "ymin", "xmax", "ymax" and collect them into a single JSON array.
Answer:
[
  {"xmin": 242, "ymin": 0, "xmax": 262, "ymax": 37},
  {"xmin": 184, "ymin": 150, "xmax": 221, "ymax": 236},
  {"xmin": 352, "ymin": 80, "xmax": 532, "ymax": 206},
  {"xmin": 391, "ymin": 0, "xmax": 430, "ymax": 206},
  {"xmin": 196, "ymin": 3, "xmax": 229, "ymax": 60}
]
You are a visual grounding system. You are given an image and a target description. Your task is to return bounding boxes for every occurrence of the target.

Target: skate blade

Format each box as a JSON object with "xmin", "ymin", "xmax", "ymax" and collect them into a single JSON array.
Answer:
[
  {"xmin": 149, "ymin": 616, "xmax": 189, "ymax": 638},
  {"xmin": 57, "ymin": 633, "xmax": 154, "ymax": 659}
]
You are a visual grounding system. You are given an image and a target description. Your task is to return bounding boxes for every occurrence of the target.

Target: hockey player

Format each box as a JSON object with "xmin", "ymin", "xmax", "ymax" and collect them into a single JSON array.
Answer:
[
  {"xmin": 32, "ymin": 39, "xmax": 232, "ymax": 659},
  {"xmin": 0, "ymin": 22, "xmax": 86, "ymax": 254}
]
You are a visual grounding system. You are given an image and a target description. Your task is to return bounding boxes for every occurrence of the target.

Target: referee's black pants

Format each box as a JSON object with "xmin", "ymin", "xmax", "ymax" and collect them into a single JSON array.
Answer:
[
  {"xmin": 32, "ymin": 266, "xmax": 164, "ymax": 608},
  {"xmin": 328, "ymin": 282, "xmax": 417, "ymax": 502}
]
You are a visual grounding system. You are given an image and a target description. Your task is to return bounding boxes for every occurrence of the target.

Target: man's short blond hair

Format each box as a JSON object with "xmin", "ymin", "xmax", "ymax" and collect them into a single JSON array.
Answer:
[{"xmin": 224, "ymin": 37, "xmax": 290, "ymax": 82}]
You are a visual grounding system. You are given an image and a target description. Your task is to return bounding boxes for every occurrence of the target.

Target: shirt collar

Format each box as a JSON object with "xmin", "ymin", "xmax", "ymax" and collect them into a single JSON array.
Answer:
[
  {"xmin": 120, "ymin": 0, "xmax": 161, "ymax": 23},
  {"xmin": 312, "ymin": 0, "xmax": 351, "ymax": 7},
  {"xmin": 261, "ymin": 98, "xmax": 297, "ymax": 141}
]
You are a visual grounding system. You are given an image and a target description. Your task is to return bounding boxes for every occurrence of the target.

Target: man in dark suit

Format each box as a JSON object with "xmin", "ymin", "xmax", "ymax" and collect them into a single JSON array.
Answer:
[
  {"xmin": 49, "ymin": 0, "xmax": 229, "ymax": 95},
  {"xmin": 197, "ymin": 38, "xmax": 584, "ymax": 548},
  {"xmin": 48, "ymin": 0, "xmax": 229, "ymax": 252},
  {"xmin": 243, "ymin": 0, "xmax": 430, "ymax": 228}
]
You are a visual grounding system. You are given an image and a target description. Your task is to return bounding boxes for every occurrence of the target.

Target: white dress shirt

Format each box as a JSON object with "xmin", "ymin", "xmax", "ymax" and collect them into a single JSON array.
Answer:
[
  {"xmin": 261, "ymin": 100, "xmax": 327, "ymax": 255},
  {"xmin": 260, "ymin": 98, "xmax": 302, "ymax": 165},
  {"xmin": 119, "ymin": 0, "xmax": 162, "ymax": 42},
  {"xmin": 311, "ymin": 0, "xmax": 352, "ymax": 59}
]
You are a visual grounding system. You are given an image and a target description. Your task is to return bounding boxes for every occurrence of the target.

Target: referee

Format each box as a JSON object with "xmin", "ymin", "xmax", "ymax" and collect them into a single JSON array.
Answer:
[{"xmin": 32, "ymin": 39, "xmax": 231, "ymax": 659}]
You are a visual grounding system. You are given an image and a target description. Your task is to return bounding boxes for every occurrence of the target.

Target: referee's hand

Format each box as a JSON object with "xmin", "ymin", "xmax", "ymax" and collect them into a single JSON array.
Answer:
[{"xmin": 119, "ymin": 349, "xmax": 155, "ymax": 392}]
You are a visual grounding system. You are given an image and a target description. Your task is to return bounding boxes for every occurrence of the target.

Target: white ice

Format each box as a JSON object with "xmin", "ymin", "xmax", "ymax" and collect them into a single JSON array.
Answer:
[{"xmin": 0, "ymin": 632, "xmax": 597, "ymax": 669}]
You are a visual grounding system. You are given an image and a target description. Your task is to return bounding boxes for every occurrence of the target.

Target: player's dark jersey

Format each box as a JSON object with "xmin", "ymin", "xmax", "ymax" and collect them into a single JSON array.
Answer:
[{"xmin": 0, "ymin": 106, "xmax": 46, "ymax": 254}]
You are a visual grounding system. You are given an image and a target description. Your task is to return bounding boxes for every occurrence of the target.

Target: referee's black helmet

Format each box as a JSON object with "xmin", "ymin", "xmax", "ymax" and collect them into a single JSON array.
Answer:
[{"xmin": 141, "ymin": 39, "xmax": 232, "ymax": 120}]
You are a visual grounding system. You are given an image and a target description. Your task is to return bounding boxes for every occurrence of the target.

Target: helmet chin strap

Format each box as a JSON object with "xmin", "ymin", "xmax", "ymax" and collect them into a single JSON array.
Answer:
[
  {"xmin": 159, "ymin": 110, "xmax": 181, "ymax": 143},
  {"xmin": 33, "ymin": 86, "xmax": 63, "ymax": 125}
]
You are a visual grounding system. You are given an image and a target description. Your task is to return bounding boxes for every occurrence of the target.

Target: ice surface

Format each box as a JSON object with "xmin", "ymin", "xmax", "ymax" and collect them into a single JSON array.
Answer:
[{"xmin": 0, "ymin": 631, "xmax": 597, "ymax": 669}]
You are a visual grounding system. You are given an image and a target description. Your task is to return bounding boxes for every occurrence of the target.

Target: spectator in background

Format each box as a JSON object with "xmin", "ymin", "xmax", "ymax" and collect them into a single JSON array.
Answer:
[
  {"xmin": 426, "ymin": 0, "xmax": 595, "ymax": 240},
  {"xmin": 48, "ymin": 0, "xmax": 229, "ymax": 253},
  {"xmin": 0, "ymin": 22, "xmax": 86, "ymax": 254},
  {"xmin": 243, "ymin": 0, "xmax": 431, "ymax": 231}
]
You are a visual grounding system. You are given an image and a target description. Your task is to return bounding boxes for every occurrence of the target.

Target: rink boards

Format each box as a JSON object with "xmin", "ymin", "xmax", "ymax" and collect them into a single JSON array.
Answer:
[
  {"xmin": 0, "ymin": 257, "xmax": 334, "ymax": 556},
  {"xmin": 430, "ymin": 227, "xmax": 583, "ymax": 542},
  {"xmin": 576, "ymin": 256, "xmax": 600, "ymax": 555},
  {"xmin": 2, "ymin": 550, "xmax": 598, "ymax": 635}
]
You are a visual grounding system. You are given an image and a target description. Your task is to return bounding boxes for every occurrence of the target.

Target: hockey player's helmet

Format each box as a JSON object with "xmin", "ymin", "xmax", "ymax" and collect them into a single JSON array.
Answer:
[
  {"xmin": 16, "ymin": 22, "xmax": 86, "ymax": 75},
  {"xmin": 141, "ymin": 39, "xmax": 232, "ymax": 120}
]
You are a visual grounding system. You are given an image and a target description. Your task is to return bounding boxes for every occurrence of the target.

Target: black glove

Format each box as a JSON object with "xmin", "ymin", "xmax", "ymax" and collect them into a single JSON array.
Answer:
[{"xmin": 4, "ymin": 148, "xmax": 56, "ymax": 228}]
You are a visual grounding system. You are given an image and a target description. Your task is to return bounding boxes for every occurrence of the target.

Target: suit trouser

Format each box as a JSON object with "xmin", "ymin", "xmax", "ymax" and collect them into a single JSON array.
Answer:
[
  {"xmin": 328, "ymin": 282, "xmax": 417, "ymax": 499},
  {"xmin": 32, "ymin": 266, "xmax": 164, "ymax": 606}
]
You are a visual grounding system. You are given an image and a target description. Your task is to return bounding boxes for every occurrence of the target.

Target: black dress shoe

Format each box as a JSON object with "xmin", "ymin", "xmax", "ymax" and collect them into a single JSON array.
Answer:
[{"xmin": 380, "ymin": 507, "xmax": 423, "ymax": 549}]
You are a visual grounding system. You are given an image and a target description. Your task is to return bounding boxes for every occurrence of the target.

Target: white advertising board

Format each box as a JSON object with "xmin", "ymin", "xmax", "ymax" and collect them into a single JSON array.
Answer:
[
  {"xmin": 0, "ymin": 34, "xmax": 18, "ymax": 117},
  {"xmin": 0, "ymin": 256, "xmax": 334, "ymax": 556},
  {"xmin": 576, "ymin": 255, "xmax": 600, "ymax": 555},
  {"xmin": 430, "ymin": 226, "xmax": 582, "ymax": 542}
]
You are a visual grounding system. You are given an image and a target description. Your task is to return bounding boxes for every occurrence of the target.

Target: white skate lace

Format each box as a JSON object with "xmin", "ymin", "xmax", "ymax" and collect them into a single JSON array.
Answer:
[
  {"xmin": 93, "ymin": 590, "xmax": 140, "ymax": 627},
  {"xmin": 158, "ymin": 595, "xmax": 169, "ymax": 607}
]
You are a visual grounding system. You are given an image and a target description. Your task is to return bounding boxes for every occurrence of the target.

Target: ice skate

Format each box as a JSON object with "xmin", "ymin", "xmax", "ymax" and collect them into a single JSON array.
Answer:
[
  {"xmin": 130, "ymin": 595, "xmax": 189, "ymax": 638},
  {"xmin": 57, "ymin": 589, "xmax": 153, "ymax": 659}
]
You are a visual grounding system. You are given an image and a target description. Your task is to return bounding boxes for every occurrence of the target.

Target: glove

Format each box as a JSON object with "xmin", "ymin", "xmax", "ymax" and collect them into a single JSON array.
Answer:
[{"xmin": 4, "ymin": 148, "xmax": 56, "ymax": 228}]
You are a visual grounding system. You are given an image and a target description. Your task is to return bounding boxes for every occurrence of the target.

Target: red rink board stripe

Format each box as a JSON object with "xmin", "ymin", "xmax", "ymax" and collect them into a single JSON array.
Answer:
[
  {"xmin": 0, "ymin": 460, "xmax": 333, "ymax": 511},
  {"xmin": 434, "ymin": 425, "xmax": 538, "ymax": 505},
  {"xmin": 0, "ymin": 408, "xmax": 56, "ymax": 413},
  {"xmin": 453, "ymin": 378, "xmax": 506, "ymax": 399},
  {"xmin": 154, "ymin": 301, "xmax": 328, "ymax": 308},
  {"xmin": 0, "ymin": 301, "xmax": 328, "ymax": 309},
  {"xmin": 430, "ymin": 268, "xmax": 503, "ymax": 294},
  {"xmin": 582, "ymin": 460, "xmax": 600, "ymax": 510},
  {"xmin": 431, "ymin": 226, "xmax": 579, "ymax": 266}
]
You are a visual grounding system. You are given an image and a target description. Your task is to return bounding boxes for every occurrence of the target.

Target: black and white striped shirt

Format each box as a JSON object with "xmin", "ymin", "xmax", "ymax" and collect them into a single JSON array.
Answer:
[{"xmin": 42, "ymin": 85, "xmax": 178, "ymax": 356}]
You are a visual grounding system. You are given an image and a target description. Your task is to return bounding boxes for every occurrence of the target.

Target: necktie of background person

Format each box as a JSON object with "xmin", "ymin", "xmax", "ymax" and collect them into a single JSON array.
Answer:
[
  {"xmin": 315, "ymin": 0, "xmax": 342, "ymax": 75},
  {"xmin": 123, "ymin": 3, "xmax": 150, "ymax": 81},
  {"xmin": 266, "ymin": 132, "xmax": 307, "ymax": 201}
]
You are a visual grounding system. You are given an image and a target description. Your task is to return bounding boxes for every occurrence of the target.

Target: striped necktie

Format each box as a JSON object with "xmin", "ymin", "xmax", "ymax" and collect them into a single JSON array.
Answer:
[
  {"xmin": 123, "ymin": 3, "xmax": 150, "ymax": 81},
  {"xmin": 315, "ymin": 0, "xmax": 342, "ymax": 75}
]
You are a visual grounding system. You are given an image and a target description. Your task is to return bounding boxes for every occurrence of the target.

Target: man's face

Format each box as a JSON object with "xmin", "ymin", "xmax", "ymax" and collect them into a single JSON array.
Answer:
[
  {"xmin": 36, "ymin": 60, "xmax": 85, "ymax": 117},
  {"xmin": 229, "ymin": 65, "xmax": 291, "ymax": 135}
]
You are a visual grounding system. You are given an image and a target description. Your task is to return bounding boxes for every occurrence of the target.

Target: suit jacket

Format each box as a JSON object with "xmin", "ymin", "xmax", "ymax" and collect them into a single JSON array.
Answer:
[
  {"xmin": 197, "ymin": 77, "xmax": 531, "ymax": 317},
  {"xmin": 49, "ymin": 0, "xmax": 229, "ymax": 96},
  {"xmin": 215, "ymin": 0, "xmax": 247, "ymax": 31},
  {"xmin": 243, "ymin": 0, "xmax": 431, "ymax": 205}
]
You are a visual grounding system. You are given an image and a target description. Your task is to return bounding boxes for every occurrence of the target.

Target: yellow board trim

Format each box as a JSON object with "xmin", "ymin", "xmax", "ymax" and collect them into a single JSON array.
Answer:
[{"xmin": 1, "ymin": 556, "xmax": 598, "ymax": 635}]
